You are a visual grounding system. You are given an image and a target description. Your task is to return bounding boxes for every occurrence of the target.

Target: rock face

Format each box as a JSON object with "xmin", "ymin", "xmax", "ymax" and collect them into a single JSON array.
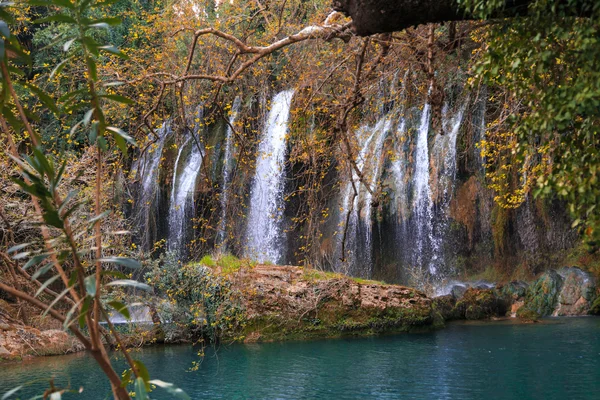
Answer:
[
  {"xmin": 554, "ymin": 267, "xmax": 596, "ymax": 316},
  {"xmin": 0, "ymin": 324, "xmax": 81, "ymax": 361},
  {"xmin": 515, "ymin": 267, "xmax": 597, "ymax": 318},
  {"xmin": 229, "ymin": 265, "xmax": 436, "ymax": 342}
]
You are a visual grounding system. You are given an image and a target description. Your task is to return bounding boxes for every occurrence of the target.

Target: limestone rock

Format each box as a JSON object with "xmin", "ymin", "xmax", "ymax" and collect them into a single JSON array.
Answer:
[
  {"xmin": 518, "ymin": 269, "xmax": 564, "ymax": 317},
  {"xmin": 554, "ymin": 267, "xmax": 596, "ymax": 316}
]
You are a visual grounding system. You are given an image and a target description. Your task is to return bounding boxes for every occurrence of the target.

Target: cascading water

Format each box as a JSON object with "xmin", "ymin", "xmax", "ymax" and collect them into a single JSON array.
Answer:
[
  {"xmin": 168, "ymin": 110, "xmax": 205, "ymax": 254},
  {"xmin": 244, "ymin": 90, "xmax": 295, "ymax": 263},
  {"xmin": 335, "ymin": 115, "xmax": 391, "ymax": 277},
  {"xmin": 412, "ymin": 104, "xmax": 435, "ymax": 277},
  {"xmin": 216, "ymin": 96, "xmax": 242, "ymax": 248},
  {"xmin": 135, "ymin": 122, "xmax": 171, "ymax": 250},
  {"xmin": 336, "ymin": 126, "xmax": 377, "ymax": 275}
]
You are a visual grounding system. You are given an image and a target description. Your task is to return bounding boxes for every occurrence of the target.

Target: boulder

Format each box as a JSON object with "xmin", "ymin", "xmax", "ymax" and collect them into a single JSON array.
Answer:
[
  {"xmin": 432, "ymin": 294, "xmax": 459, "ymax": 320},
  {"xmin": 453, "ymin": 288, "xmax": 508, "ymax": 320},
  {"xmin": 518, "ymin": 269, "xmax": 563, "ymax": 317},
  {"xmin": 553, "ymin": 267, "xmax": 596, "ymax": 316}
]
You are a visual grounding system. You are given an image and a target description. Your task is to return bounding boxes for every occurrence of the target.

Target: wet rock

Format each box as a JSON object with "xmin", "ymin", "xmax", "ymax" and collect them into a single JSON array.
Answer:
[
  {"xmin": 450, "ymin": 284, "xmax": 468, "ymax": 299},
  {"xmin": 554, "ymin": 267, "xmax": 596, "ymax": 316},
  {"xmin": 500, "ymin": 281, "xmax": 529, "ymax": 300},
  {"xmin": 453, "ymin": 288, "xmax": 508, "ymax": 320},
  {"xmin": 518, "ymin": 270, "xmax": 564, "ymax": 317},
  {"xmin": 432, "ymin": 295, "xmax": 459, "ymax": 320}
]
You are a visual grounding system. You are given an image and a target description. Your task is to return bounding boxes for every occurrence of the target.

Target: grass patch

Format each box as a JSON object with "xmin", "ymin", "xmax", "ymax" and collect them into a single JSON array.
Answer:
[{"xmin": 199, "ymin": 254, "xmax": 216, "ymax": 267}]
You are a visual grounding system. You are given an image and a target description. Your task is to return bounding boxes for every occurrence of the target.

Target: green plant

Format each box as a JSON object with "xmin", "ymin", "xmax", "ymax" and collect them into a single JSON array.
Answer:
[{"xmin": 0, "ymin": 1, "xmax": 187, "ymax": 399}]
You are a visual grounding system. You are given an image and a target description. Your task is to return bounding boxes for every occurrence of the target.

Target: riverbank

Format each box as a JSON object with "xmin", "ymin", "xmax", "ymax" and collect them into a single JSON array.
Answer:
[{"xmin": 1, "ymin": 263, "xmax": 598, "ymax": 362}]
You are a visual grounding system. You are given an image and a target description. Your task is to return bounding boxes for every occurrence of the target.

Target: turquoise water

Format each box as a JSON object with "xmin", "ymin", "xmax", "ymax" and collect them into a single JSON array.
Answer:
[{"xmin": 1, "ymin": 318, "xmax": 599, "ymax": 399}]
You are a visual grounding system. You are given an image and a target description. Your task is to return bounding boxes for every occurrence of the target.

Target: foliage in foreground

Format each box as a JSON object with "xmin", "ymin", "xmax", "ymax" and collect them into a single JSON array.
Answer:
[
  {"xmin": 463, "ymin": 0, "xmax": 600, "ymax": 246},
  {"xmin": 0, "ymin": 0, "xmax": 187, "ymax": 398}
]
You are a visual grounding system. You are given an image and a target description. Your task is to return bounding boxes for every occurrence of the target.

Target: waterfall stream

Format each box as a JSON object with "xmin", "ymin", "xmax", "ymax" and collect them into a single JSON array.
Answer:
[
  {"xmin": 216, "ymin": 96, "xmax": 242, "ymax": 248},
  {"xmin": 412, "ymin": 104, "xmax": 434, "ymax": 276},
  {"xmin": 135, "ymin": 122, "xmax": 171, "ymax": 250},
  {"xmin": 244, "ymin": 90, "xmax": 295, "ymax": 263},
  {"xmin": 168, "ymin": 110, "xmax": 204, "ymax": 253}
]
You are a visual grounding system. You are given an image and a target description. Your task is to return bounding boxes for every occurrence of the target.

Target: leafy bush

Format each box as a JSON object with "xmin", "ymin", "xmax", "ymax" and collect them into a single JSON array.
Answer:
[{"xmin": 146, "ymin": 252, "xmax": 246, "ymax": 342}]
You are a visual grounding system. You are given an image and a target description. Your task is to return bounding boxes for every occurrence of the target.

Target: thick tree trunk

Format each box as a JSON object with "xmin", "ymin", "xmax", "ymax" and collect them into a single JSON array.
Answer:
[{"xmin": 331, "ymin": 0, "xmax": 531, "ymax": 35}]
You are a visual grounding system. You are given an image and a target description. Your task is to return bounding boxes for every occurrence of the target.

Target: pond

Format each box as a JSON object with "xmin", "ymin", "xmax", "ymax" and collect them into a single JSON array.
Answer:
[{"xmin": 1, "ymin": 317, "xmax": 599, "ymax": 399}]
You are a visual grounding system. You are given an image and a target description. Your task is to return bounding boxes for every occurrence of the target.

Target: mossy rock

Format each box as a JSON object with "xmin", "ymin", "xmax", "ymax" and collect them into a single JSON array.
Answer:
[
  {"xmin": 499, "ymin": 281, "xmax": 529, "ymax": 300},
  {"xmin": 521, "ymin": 270, "xmax": 563, "ymax": 317},
  {"xmin": 516, "ymin": 307, "xmax": 541, "ymax": 321},
  {"xmin": 589, "ymin": 296, "xmax": 600, "ymax": 315},
  {"xmin": 452, "ymin": 288, "xmax": 508, "ymax": 320},
  {"xmin": 432, "ymin": 294, "xmax": 459, "ymax": 320}
]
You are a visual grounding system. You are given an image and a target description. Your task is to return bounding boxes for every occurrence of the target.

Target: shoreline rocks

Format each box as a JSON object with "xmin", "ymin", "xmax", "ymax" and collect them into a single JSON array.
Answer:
[{"xmin": 433, "ymin": 266, "xmax": 598, "ymax": 322}]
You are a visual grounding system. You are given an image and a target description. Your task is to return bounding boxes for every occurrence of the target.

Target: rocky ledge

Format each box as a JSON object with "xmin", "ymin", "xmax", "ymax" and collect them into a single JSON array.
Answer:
[
  {"xmin": 230, "ymin": 265, "xmax": 438, "ymax": 342},
  {"xmin": 0, "ymin": 322, "xmax": 82, "ymax": 361}
]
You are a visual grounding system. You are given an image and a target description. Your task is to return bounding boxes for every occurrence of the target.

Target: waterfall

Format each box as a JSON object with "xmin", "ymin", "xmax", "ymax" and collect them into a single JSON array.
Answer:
[
  {"xmin": 168, "ymin": 110, "xmax": 204, "ymax": 254},
  {"xmin": 412, "ymin": 104, "xmax": 434, "ymax": 277},
  {"xmin": 135, "ymin": 122, "xmax": 171, "ymax": 250},
  {"xmin": 410, "ymin": 102, "xmax": 465, "ymax": 285},
  {"xmin": 336, "ymin": 126, "xmax": 376, "ymax": 274},
  {"xmin": 335, "ymin": 115, "xmax": 391, "ymax": 277},
  {"xmin": 216, "ymin": 96, "xmax": 242, "ymax": 248},
  {"xmin": 244, "ymin": 90, "xmax": 295, "ymax": 263}
]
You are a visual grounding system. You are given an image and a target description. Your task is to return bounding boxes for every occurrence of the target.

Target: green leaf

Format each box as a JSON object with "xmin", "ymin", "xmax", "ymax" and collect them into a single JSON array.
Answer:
[
  {"xmin": 23, "ymin": 83, "xmax": 59, "ymax": 116},
  {"xmin": 149, "ymin": 380, "xmax": 191, "ymax": 400},
  {"xmin": 50, "ymin": 56, "xmax": 72, "ymax": 80},
  {"xmin": 120, "ymin": 369, "xmax": 132, "ymax": 388},
  {"xmin": 23, "ymin": 253, "xmax": 50, "ymax": 270},
  {"xmin": 31, "ymin": 263, "xmax": 54, "ymax": 281},
  {"xmin": 108, "ymin": 301, "xmax": 130, "ymax": 320},
  {"xmin": 98, "ymin": 45, "xmax": 128, "ymax": 59},
  {"xmin": 2, "ymin": 386, "xmax": 22, "ymax": 400},
  {"xmin": 87, "ymin": 210, "xmax": 110, "ymax": 227},
  {"xmin": 34, "ymin": 15, "xmax": 77, "ymax": 24},
  {"xmin": 100, "ymin": 94, "xmax": 133, "ymax": 104},
  {"xmin": 0, "ymin": 20, "xmax": 10, "ymax": 38},
  {"xmin": 106, "ymin": 280, "xmax": 151, "ymax": 291},
  {"xmin": 83, "ymin": 108, "xmax": 94, "ymax": 126},
  {"xmin": 84, "ymin": 275, "xmax": 96, "ymax": 296},
  {"xmin": 78, "ymin": 295, "xmax": 92, "ymax": 328},
  {"xmin": 8, "ymin": 242, "xmax": 32, "ymax": 254},
  {"xmin": 63, "ymin": 38, "xmax": 76, "ymax": 52},
  {"xmin": 12, "ymin": 251, "xmax": 31, "ymax": 261},
  {"xmin": 101, "ymin": 270, "xmax": 128, "ymax": 279},
  {"xmin": 97, "ymin": 257, "xmax": 141, "ymax": 269},
  {"xmin": 63, "ymin": 297, "xmax": 85, "ymax": 330},
  {"xmin": 134, "ymin": 377, "xmax": 149, "ymax": 400},
  {"xmin": 134, "ymin": 360, "xmax": 151, "ymax": 390},
  {"xmin": 53, "ymin": 0, "xmax": 76, "ymax": 9},
  {"xmin": 43, "ymin": 209, "xmax": 64, "ymax": 229},
  {"xmin": 43, "ymin": 287, "xmax": 71, "ymax": 317},
  {"xmin": 107, "ymin": 126, "xmax": 136, "ymax": 150},
  {"xmin": 86, "ymin": 57, "xmax": 98, "ymax": 80},
  {"xmin": 89, "ymin": 17, "xmax": 121, "ymax": 26},
  {"xmin": 35, "ymin": 275, "xmax": 60, "ymax": 297},
  {"xmin": 87, "ymin": 22, "xmax": 110, "ymax": 30}
]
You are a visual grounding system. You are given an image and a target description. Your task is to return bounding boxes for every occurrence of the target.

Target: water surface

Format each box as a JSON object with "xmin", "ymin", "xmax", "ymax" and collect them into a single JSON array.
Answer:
[{"xmin": 1, "ymin": 318, "xmax": 599, "ymax": 399}]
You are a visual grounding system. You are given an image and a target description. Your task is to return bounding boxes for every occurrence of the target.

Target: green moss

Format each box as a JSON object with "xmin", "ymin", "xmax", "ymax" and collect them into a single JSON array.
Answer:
[
  {"xmin": 516, "ymin": 308, "xmax": 541, "ymax": 321},
  {"xmin": 520, "ymin": 270, "xmax": 563, "ymax": 317},
  {"xmin": 199, "ymin": 255, "xmax": 216, "ymax": 267},
  {"xmin": 241, "ymin": 297, "xmax": 434, "ymax": 343},
  {"xmin": 218, "ymin": 254, "xmax": 243, "ymax": 274}
]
